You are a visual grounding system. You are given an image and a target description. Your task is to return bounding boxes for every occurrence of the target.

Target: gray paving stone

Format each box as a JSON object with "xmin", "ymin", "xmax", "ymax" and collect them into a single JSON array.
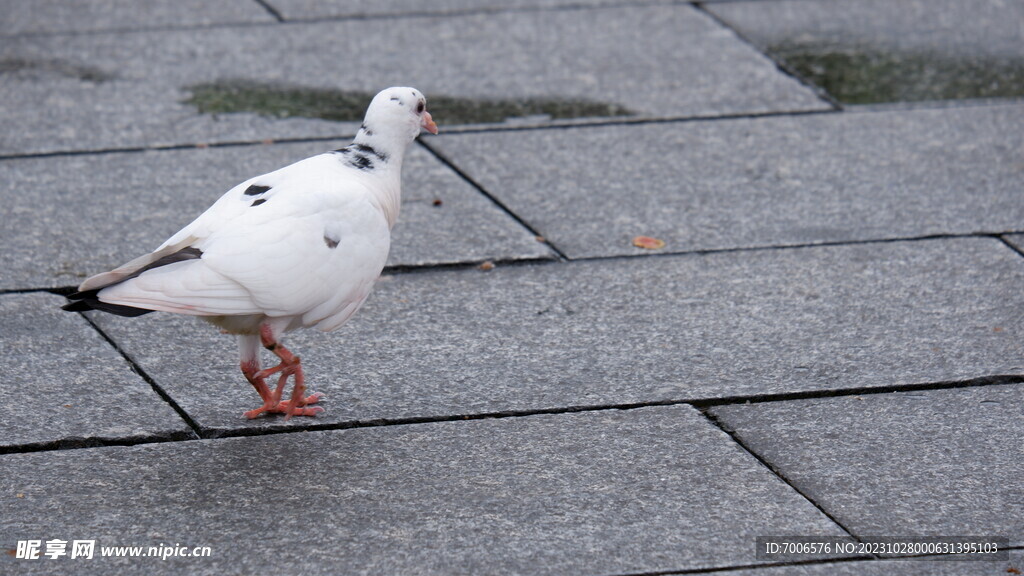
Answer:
[
  {"xmin": 710, "ymin": 384, "xmax": 1024, "ymax": 547},
  {"xmin": 0, "ymin": 142, "xmax": 551, "ymax": 290},
  {"xmin": 1005, "ymin": 235, "xmax": 1024, "ymax": 254},
  {"xmin": 707, "ymin": 0, "xmax": 1024, "ymax": 59},
  {"xmin": 267, "ymin": 0, "xmax": 671, "ymax": 20},
  {"xmin": 428, "ymin": 104, "xmax": 1024, "ymax": 258},
  {"xmin": 0, "ymin": 292, "xmax": 192, "ymax": 449},
  {"xmin": 87, "ymin": 238, "xmax": 1024, "ymax": 434},
  {"xmin": 0, "ymin": 0, "xmax": 273, "ymax": 36},
  {"xmin": 0, "ymin": 406, "xmax": 849, "ymax": 574},
  {"xmin": 0, "ymin": 4, "xmax": 827, "ymax": 155}
]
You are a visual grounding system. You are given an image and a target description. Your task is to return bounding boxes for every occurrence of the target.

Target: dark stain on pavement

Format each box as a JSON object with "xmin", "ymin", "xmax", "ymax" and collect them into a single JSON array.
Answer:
[
  {"xmin": 768, "ymin": 42, "xmax": 1024, "ymax": 104},
  {"xmin": 183, "ymin": 79, "xmax": 635, "ymax": 125}
]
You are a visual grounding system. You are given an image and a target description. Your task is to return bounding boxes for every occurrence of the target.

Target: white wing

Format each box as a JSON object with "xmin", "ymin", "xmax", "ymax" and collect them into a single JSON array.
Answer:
[{"xmin": 90, "ymin": 153, "xmax": 392, "ymax": 323}]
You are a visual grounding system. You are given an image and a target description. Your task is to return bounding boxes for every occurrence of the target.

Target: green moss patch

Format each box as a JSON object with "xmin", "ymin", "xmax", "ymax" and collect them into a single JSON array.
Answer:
[
  {"xmin": 184, "ymin": 80, "xmax": 634, "ymax": 125},
  {"xmin": 770, "ymin": 43, "xmax": 1024, "ymax": 104}
]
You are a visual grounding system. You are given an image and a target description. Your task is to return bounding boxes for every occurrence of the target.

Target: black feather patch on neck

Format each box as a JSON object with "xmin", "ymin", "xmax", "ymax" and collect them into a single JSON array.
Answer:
[
  {"xmin": 333, "ymin": 143, "xmax": 385, "ymax": 171},
  {"xmin": 353, "ymin": 143, "xmax": 388, "ymax": 162}
]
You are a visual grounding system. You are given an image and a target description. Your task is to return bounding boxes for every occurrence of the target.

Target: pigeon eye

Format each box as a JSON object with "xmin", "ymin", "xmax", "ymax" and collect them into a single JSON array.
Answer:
[{"xmin": 416, "ymin": 101, "xmax": 425, "ymax": 114}]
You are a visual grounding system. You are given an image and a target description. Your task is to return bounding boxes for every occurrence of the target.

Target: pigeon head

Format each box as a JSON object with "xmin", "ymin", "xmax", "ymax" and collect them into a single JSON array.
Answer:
[{"xmin": 358, "ymin": 87, "xmax": 438, "ymax": 147}]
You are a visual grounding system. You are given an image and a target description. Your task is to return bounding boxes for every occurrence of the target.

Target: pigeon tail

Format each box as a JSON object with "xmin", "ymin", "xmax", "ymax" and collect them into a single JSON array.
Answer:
[
  {"xmin": 62, "ymin": 290, "xmax": 155, "ymax": 317},
  {"xmin": 62, "ymin": 246, "xmax": 204, "ymax": 316}
]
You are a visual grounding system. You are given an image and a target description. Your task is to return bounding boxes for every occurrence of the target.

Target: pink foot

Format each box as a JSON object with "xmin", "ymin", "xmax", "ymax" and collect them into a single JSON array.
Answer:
[
  {"xmin": 243, "ymin": 394, "xmax": 325, "ymax": 419},
  {"xmin": 240, "ymin": 324, "xmax": 326, "ymax": 420}
]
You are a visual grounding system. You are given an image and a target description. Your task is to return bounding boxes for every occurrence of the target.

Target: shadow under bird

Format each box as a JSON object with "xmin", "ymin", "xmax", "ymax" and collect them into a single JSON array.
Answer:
[{"xmin": 64, "ymin": 87, "xmax": 438, "ymax": 419}]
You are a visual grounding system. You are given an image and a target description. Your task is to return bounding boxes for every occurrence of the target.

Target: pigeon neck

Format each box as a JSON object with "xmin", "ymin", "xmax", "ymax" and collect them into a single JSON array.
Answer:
[
  {"xmin": 353, "ymin": 120, "xmax": 416, "ymax": 161},
  {"xmin": 350, "ymin": 127, "xmax": 408, "ymax": 229}
]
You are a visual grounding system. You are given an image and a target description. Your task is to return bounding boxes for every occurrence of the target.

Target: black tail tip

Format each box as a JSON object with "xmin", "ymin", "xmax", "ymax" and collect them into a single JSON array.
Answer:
[
  {"xmin": 61, "ymin": 292, "xmax": 154, "ymax": 317},
  {"xmin": 61, "ymin": 300, "xmax": 92, "ymax": 312}
]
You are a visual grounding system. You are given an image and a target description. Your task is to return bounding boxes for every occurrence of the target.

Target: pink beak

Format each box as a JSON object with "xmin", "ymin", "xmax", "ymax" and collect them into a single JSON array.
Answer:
[{"xmin": 421, "ymin": 111, "xmax": 438, "ymax": 135}]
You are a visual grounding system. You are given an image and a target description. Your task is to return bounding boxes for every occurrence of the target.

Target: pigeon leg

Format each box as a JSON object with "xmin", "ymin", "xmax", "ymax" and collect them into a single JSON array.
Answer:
[
  {"xmin": 242, "ymin": 324, "xmax": 323, "ymax": 419},
  {"xmin": 241, "ymin": 358, "xmax": 279, "ymax": 419}
]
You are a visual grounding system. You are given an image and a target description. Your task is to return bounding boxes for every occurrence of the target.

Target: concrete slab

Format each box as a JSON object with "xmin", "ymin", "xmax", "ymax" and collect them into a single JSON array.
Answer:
[
  {"xmin": 710, "ymin": 384, "xmax": 1024, "ymax": 546},
  {"xmin": 0, "ymin": 142, "xmax": 551, "ymax": 290},
  {"xmin": 706, "ymin": 0, "xmax": 1024, "ymax": 103},
  {"xmin": 428, "ymin": 103, "xmax": 1024, "ymax": 259},
  {"xmin": 87, "ymin": 238, "xmax": 1024, "ymax": 434},
  {"xmin": 0, "ymin": 0, "xmax": 273, "ymax": 36},
  {"xmin": 0, "ymin": 292, "xmax": 192, "ymax": 449},
  {"xmin": 266, "ymin": 0, "xmax": 672, "ymax": 20},
  {"xmin": 0, "ymin": 405, "xmax": 850, "ymax": 574},
  {"xmin": 0, "ymin": 4, "xmax": 827, "ymax": 155},
  {"xmin": 1005, "ymin": 235, "xmax": 1024, "ymax": 254},
  {"xmin": 707, "ymin": 0, "xmax": 1024, "ymax": 59}
]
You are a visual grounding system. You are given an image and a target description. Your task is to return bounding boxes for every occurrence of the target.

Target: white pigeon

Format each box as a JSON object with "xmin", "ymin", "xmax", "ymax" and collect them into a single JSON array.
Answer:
[{"xmin": 64, "ymin": 87, "xmax": 438, "ymax": 419}]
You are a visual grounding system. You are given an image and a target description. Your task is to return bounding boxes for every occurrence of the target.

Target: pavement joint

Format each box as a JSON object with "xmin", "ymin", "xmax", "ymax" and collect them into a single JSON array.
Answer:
[
  {"xmin": 415, "ymin": 106, "xmax": 841, "ymax": 136},
  {"xmin": 0, "ymin": 431, "xmax": 199, "ymax": 457},
  {"xmin": 24, "ymin": 232, "xmax": 1024, "ymax": 295},
  {"xmin": 252, "ymin": 0, "xmax": 285, "ymax": 22},
  {"xmin": 77, "ymin": 313, "xmax": 205, "ymax": 437},
  {"xmin": 843, "ymin": 95, "xmax": 1024, "ymax": 114},
  {"xmin": 381, "ymin": 254, "xmax": 559, "ymax": 275},
  {"xmin": 417, "ymin": 139, "xmax": 570, "ymax": 260},
  {"xmin": 700, "ymin": 407, "xmax": 867, "ymax": 545},
  {"xmin": 603, "ymin": 554, "xmax": 876, "ymax": 576},
  {"xmin": 3, "ymin": 373, "xmax": 1018, "ymax": 454},
  {"xmin": 0, "ymin": 287, "xmax": 62, "ymax": 297},
  {"xmin": 689, "ymin": 374, "xmax": 1024, "ymax": 409},
  {"xmin": 4, "ymin": 92, "xmax": 1011, "ymax": 162},
  {"xmin": 0, "ymin": 134, "xmax": 349, "ymax": 163},
  {"xmin": 560, "ymin": 232, "xmax": 1024, "ymax": 265},
  {"xmin": 6, "ymin": 94, "xmax": 1016, "ymax": 164},
  {"xmin": 0, "ymin": 18, "xmax": 283, "ymax": 41},
  {"xmin": 270, "ymin": 0, "xmax": 682, "ymax": 25},
  {"xmin": 0, "ymin": 0, "xmax": 679, "ymax": 40},
  {"xmin": 999, "ymin": 235, "xmax": 1024, "ymax": 259},
  {"xmin": 691, "ymin": 1, "xmax": 843, "ymax": 110},
  {"xmin": 606, "ymin": 548, "xmax": 1024, "ymax": 576},
  {"xmin": 0, "ymin": 107, "xmax": 842, "ymax": 163}
]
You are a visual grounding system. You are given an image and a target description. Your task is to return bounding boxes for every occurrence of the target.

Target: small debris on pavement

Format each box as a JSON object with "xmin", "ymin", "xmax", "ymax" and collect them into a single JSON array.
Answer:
[{"xmin": 632, "ymin": 236, "xmax": 666, "ymax": 250}]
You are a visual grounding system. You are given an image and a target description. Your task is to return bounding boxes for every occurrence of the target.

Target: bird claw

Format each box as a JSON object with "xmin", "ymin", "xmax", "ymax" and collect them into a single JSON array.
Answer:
[
  {"xmin": 244, "ymin": 392, "xmax": 324, "ymax": 419},
  {"xmin": 242, "ymin": 326, "xmax": 324, "ymax": 420}
]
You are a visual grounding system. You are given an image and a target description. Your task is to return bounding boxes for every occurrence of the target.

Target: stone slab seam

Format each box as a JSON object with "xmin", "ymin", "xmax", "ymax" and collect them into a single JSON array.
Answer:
[
  {"xmin": 0, "ymin": 134, "xmax": 351, "ymax": 163},
  {"xmin": 688, "ymin": 374, "xmax": 1024, "ymax": 410},
  {"xmin": 252, "ymin": 0, "xmax": 285, "ymax": 22},
  {"xmin": 0, "ymin": 103, "xmax": 842, "ymax": 163},
  {"xmin": 27, "ymin": 96, "xmax": 1017, "ymax": 171},
  {"xmin": 76, "ymin": 312, "xmax": 204, "ymax": 436},
  {"xmin": 564, "ymin": 233, "xmax": 1024, "ymax": 267},
  {"xmin": 1000, "ymin": 236, "xmax": 1024, "ymax": 259},
  {"xmin": 700, "ymin": 407, "xmax": 868, "ymax": 545},
  {"xmin": 0, "ymin": 1, "xmax": 681, "ymax": 40},
  {"xmin": 7, "ymin": 228, "xmax": 1019, "ymax": 295},
  {"xmin": 0, "ymin": 19, "xmax": 281, "ymax": 41},
  {"xmin": 598, "ymin": 548, "xmax": 1024, "ymax": 576},
  {"xmin": 691, "ymin": 1, "xmax": 843, "ymax": 110},
  {"xmin": 269, "ymin": 0, "xmax": 683, "ymax": 25},
  {"xmin": 598, "ymin": 554, "xmax": 873, "ymax": 576},
  {"xmin": 4, "ymin": 373, "xmax": 1019, "ymax": 455},
  {"xmin": 418, "ymin": 139, "xmax": 570, "ymax": 260}
]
